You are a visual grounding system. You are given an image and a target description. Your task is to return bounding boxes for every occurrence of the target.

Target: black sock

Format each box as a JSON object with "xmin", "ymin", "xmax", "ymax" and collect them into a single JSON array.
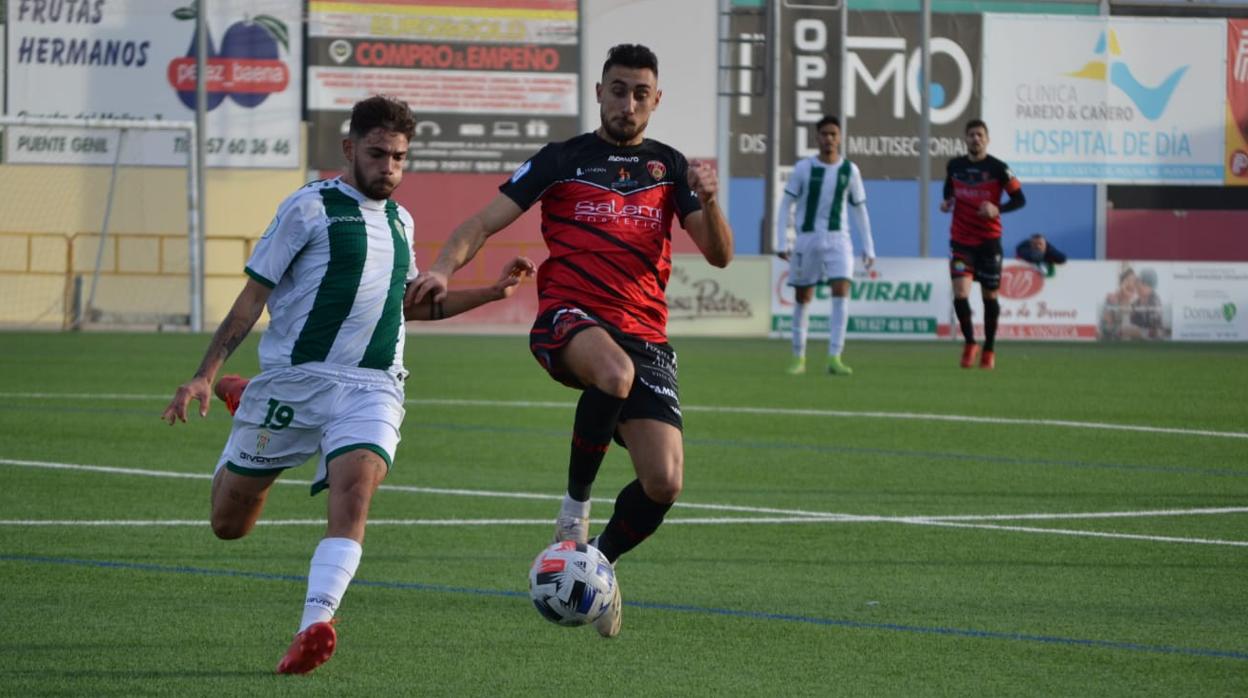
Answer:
[
  {"xmin": 983, "ymin": 298, "xmax": 1000, "ymax": 352},
  {"xmin": 566, "ymin": 387, "xmax": 625, "ymax": 502},
  {"xmin": 594, "ymin": 479, "xmax": 673, "ymax": 563},
  {"xmin": 953, "ymin": 298, "xmax": 975, "ymax": 344}
]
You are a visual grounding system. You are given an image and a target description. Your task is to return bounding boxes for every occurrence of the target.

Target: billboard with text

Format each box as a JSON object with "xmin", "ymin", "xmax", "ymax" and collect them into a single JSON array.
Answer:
[
  {"xmin": 982, "ymin": 14, "xmax": 1225, "ymax": 184},
  {"xmin": 307, "ymin": 0, "xmax": 579, "ymax": 174},
  {"xmin": 4, "ymin": 0, "xmax": 302, "ymax": 167}
]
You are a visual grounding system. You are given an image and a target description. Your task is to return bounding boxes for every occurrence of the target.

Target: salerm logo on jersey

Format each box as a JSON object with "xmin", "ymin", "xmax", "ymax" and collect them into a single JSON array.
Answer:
[{"xmin": 573, "ymin": 200, "xmax": 664, "ymax": 230}]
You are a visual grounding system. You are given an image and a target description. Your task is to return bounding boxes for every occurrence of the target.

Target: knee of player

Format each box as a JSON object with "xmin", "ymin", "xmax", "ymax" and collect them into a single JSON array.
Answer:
[
  {"xmin": 594, "ymin": 362, "xmax": 634, "ymax": 399},
  {"xmin": 210, "ymin": 515, "xmax": 251, "ymax": 540},
  {"xmin": 642, "ymin": 469, "xmax": 683, "ymax": 504}
]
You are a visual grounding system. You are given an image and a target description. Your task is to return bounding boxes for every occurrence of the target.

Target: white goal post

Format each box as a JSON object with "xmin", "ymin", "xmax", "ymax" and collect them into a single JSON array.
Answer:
[{"xmin": 0, "ymin": 115, "xmax": 201, "ymax": 330}]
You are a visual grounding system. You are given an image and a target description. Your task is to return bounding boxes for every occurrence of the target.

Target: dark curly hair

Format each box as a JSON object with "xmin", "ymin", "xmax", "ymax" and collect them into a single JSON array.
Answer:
[
  {"xmin": 602, "ymin": 44, "xmax": 658, "ymax": 78},
  {"xmin": 349, "ymin": 95, "xmax": 416, "ymax": 140}
]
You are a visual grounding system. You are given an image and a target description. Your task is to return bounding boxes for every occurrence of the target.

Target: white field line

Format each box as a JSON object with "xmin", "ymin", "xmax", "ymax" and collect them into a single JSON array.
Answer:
[
  {"xmin": 3, "ymin": 392, "xmax": 1246, "ymax": 440},
  {"xmin": 3, "ymin": 458, "xmax": 1247, "ymax": 547},
  {"xmin": 908, "ymin": 520, "xmax": 1248, "ymax": 547}
]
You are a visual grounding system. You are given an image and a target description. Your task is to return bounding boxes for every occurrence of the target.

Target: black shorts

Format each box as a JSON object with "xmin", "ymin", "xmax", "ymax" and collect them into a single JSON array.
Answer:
[
  {"xmin": 950, "ymin": 239, "xmax": 1004, "ymax": 290},
  {"xmin": 530, "ymin": 305, "xmax": 683, "ymax": 435}
]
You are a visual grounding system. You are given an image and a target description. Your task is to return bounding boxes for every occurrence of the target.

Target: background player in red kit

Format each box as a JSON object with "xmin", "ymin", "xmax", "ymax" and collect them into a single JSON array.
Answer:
[
  {"xmin": 408, "ymin": 44, "xmax": 734, "ymax": 638},
  {"xmin": 940, "ymin": 119, "xmax": 1025, "ymax": 370}
]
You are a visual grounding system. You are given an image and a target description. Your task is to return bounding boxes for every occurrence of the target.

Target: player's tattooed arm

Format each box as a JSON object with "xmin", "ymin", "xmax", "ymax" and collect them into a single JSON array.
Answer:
[
  {"xmin": 162, "ymin": 279, "xmax": 271, "ymax": 424},
  {"xmin": 192, "ymin": 279, "xmax": 271, "ymax": 381}
]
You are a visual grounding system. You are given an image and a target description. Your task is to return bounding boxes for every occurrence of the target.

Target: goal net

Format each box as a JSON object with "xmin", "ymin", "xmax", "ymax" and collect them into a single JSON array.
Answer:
[{"xmin": 0, "ymin": 116, "xmax": 198, "ymax": 330}]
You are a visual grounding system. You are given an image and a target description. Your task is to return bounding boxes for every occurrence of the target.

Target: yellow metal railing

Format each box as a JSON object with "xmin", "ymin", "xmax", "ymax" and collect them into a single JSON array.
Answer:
[{"xmin": 1, "ymin": 232, "xmax": 550, "ymax": 328}]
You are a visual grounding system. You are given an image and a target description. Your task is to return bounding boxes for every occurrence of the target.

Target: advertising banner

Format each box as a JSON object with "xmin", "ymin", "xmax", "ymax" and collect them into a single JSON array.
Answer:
[
  {"xmin": 307, "ymin": 0, "xmax": 579, "ymax": 174},
  {"xmin": 668, "ymin": 255, "xmax": 771, "ymax": 337},
  {"xmin": 1170, "ymin": 264, "xmax": 1248, "ymax": 341},
  {"xmin": 4, "ymin": 0, "xmax": 302, "ymax": 168},
  {"xmin": 726, "ymin": 6, "xmax": 768, "ymax": 179},
  {"xmin": 770, "ymin": 257, "xmax": 948, "ymax": 339},
  {"xmin": 1227, "ymin": 19, "xmax": 1248, "ymax": 185},
  {"xmin": 982, "ymin": 14, "xmax": 1224, "ymax": 184},
  {"xmin": 953, "ymin": 260, "xmax": 1175, "ymax": 342},
  {"xmin": 729, "ymin": 9, "xmax": 979, "ymax": 181},
  {"xmin": 842, "ymin": 12, "xmax": 980, "ymax": 181}
]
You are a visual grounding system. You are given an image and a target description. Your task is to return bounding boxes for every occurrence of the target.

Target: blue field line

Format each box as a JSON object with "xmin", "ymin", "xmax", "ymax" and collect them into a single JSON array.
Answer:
[
  {"xmin": 406, "ymin": 421, "xmax": 1248, "ymax": 479},
  {"xmin": 4, "ymin": 553, "xmax": 1245, "ymax": 662}
]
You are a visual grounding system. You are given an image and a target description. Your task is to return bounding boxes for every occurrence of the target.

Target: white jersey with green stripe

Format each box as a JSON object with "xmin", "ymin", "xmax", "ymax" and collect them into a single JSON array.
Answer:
[
  {"xmin": 774, "ymin": 156, "xmax": 874, "ymax": 259},
  {"xmin": 244, "ymin": 177, "xmax": 418, "ymax": 375}
]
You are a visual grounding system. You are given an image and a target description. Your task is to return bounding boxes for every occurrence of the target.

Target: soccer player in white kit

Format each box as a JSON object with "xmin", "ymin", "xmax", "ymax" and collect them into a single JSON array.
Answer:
[
  {"xmin": 161, "ymin": 96, "xmax": 534, "ymax": 675},
  {"xmin": 774, "ymin": 115, "xmax": 875, "ymax": 375}
]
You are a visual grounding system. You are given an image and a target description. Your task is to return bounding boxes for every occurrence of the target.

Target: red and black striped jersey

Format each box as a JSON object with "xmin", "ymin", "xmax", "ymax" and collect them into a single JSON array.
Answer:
[
  {"xmin": 943, "ymin": 155, "xmax": 1022, "ymax": 245},
  {"xmin": 500, "ymin": 132, "xmax": 702, "ymax": 342}
]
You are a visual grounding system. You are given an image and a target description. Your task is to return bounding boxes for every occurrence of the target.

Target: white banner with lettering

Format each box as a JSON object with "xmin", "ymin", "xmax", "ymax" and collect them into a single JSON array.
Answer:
[
  {"xmin": 5, "ymin": 0, "xmax": 301, "ymax": 167},
  {"xmin": 982, "ymin": 14, "xmax": 1225, "ymax": 184}
]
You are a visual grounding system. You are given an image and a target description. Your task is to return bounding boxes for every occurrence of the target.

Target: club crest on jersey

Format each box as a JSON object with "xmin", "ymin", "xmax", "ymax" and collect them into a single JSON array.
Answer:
[{"xmin": 646, "ymin": 160, "xmax": 666, "ymax": 180}]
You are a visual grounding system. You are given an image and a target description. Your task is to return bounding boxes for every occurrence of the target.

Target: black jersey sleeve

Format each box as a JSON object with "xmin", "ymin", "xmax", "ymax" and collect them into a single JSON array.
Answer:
[
  {"xmin": 671, "ymin": 150, "xmax": 704, "ymax": 222},
  {"xmin": 499, "ymin": 142, "xmax": 562, "ymax": 211}
]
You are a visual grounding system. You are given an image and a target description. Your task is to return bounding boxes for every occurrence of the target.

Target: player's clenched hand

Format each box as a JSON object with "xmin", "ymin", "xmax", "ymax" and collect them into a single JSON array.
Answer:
[
  {"xmin": 978, "ymin": 201, "xmax": 999, "ymax": 219},
  {"xmin": 407, "ymin": 270, "xmax": 449, "ymax": 306},
  {"xmin": 863, "ymin": 254, "xmax": 876, "ymax": 271},
  {"xmin": 939, "ymin": 198, "xmax": 954, "ymax": 213},
  {"xmin": 687, "ymin": 161, "xmax": 719, "ymax": 204},
  {"xmin": 493, "ymin": 256, "xmax": 536, "ymax": 299},
  {"xmin": 162, "ymin": 376, "xmax": 212, "ymax": 425}
]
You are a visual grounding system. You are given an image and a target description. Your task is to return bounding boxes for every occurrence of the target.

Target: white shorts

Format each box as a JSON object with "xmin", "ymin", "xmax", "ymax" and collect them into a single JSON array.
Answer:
[
  {"xmin": 788, "ymin": 233, "xmax": 854, "ymax": 287},
  {"xmin": 215, "ymin": 363, "xmax": 406, "ymax": 495}
]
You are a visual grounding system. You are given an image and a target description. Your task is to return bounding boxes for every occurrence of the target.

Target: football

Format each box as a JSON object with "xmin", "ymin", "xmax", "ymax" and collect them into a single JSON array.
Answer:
[{"xmin": 528, "ymin": 540, "xmax": 617, "ymax": 626}]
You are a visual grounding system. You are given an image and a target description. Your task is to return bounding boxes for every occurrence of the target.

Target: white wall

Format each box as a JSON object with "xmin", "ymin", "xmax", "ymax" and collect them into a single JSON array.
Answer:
[{"xmin": 581, "ymin": 0, "xmax": 720, "ymax": 159}]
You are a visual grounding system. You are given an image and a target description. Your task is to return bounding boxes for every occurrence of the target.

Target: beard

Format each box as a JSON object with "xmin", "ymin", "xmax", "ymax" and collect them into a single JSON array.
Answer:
[
  {"xmin": 353, "ymin": 161, "xmax": 397, "ymax": 200},
  {"xmin": 600, "ymin": 111, "xmax": 647, "ymax": 144}
]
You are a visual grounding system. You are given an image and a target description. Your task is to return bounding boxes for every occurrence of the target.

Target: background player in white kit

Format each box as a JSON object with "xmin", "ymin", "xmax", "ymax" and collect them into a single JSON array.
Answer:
[
  {"xmin": 774, "ymin": 115, "xmax": 875, "ymax": 375},
  {"xmin": 161, "ymin": 96, "xmax": 533, "ymax": 675}
]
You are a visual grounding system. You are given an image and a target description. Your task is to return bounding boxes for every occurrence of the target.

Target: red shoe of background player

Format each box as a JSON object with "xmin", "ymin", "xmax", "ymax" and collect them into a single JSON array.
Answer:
[
  {"xmin": 980, "ymin": 350, "xmax": 996, "ymax": 370},
  {"xmin": 275, "ymin": 620, "xmax": 338, "ymax": 675},
  {"xmin": 213, "ymin": 374, "xmax": 249, "ymax": 416},
  {"xmin": 959, "ymin": 344, "xmax": 980, "ymax": 369}
]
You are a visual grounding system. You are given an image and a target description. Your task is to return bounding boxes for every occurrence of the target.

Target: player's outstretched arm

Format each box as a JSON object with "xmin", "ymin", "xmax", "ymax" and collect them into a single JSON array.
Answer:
[
  {"xmin": 161, "ymin": 279, "xmax": 270, "ymax": 425},
  {"xmin": 404, "ymin": 256, "xmax": 536, "ymax": 321},
  {"xmin": 407, "ymin": 194, "xmax": 525, "ymax": 307},
  {"xmin": 774, "ymin": 190, "xmax": 797, "ymax": 260},
  {"xmin": 683, "ymin": 161, "xmax": 734, "ymax": 268}
]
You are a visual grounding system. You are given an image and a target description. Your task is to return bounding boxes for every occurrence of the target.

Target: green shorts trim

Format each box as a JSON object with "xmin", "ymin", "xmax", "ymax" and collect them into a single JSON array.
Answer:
[
  {"xmin": 310, "ymin": 443, "xmax": 393, "ymax": 496},
  {"xmin": 225, "ymin": 461, "xmax": 291, "ymax": 477}
]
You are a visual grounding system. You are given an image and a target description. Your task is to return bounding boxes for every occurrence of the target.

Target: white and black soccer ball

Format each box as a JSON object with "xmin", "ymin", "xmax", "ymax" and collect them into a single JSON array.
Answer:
[{"xmin": 528, "ymin": 540, "xmax": 616, "ymax": 626}]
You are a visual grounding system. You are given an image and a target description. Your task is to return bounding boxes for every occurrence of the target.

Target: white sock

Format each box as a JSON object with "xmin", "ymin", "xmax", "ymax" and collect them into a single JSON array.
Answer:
[
  {"xmin": 299, "ymin": 537, "xmax": 362, "ymax": 632},
  {"xmin": 560, "ymin": 493, "xmax": 591, "ymax": 518},
  {"xmin": 829, "ymin": 296, "xmax": 849, "ymax": 357},
  {"xmin": 792, "ymin": 302, "xmax": 809, "ymax": 357}
]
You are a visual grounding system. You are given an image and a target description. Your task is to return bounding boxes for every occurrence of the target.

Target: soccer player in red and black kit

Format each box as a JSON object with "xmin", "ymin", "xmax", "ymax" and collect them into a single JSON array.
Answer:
[
  {"xmin": 408, "ymin": 44, "xmax": 734, "ymax": 638},
  {"xmin": 940, "ymin": 119, "xmax": 1025, "ymax": 370}
]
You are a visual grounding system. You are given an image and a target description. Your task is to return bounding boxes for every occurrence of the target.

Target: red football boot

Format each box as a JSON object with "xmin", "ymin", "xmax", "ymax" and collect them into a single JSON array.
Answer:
[
  {"xmin": 213, "ymin": 374, "xmax": 249, "ymax": 416},
  {"xmin": 980, "ymin": 350, "xmax": 996, "ymax": 370},
  {"xmin": 959, "ymin": 344, "xmax": 980, "ymax": 369},
  {"xmin": 275, "ymin": 619, "xmax": 337, "ymax": 675}
]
